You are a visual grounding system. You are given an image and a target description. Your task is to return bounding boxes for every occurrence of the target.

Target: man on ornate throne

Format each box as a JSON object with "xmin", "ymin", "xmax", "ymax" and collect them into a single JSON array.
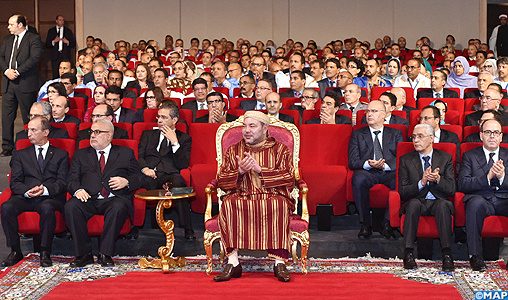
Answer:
[{"xmin": 214, "ymin": 111, "xmax": 295, "ymax": 282}]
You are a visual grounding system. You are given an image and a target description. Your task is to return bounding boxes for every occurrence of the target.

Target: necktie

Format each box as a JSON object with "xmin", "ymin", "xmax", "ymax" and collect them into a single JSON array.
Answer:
[
  {"xmin": 159, "ymin": 137, "xmax": 169, "ymax": 153},
  {"xmin": 488, "ymin": 152, "xmax": 500, "ymax": 188},
  {"xmin": 199, "ymin": 102, "xmax": 205, "ymax": 110},
  {"xmin": 9, "ymin": 35, "xmax": 18, "ymax": 69},
  {"xmin": 113, "ymin": 113, "xmax": 118, "ymax": 123},
  {"xmin": 37, "ymin": 147, "xmax": 44, "ymax": 172},
  {"xmin": 295, "ymin": 91, "xmax": 301, "ymax": 98},
  {"xmin": 330, "ymin": 81, "xmax": 335, "ymax": 87},
  {"xmin": 373, "ymin": 131, "xmax": 383, "ymax": 160},
  {"xmin": 423, "ymin": 156, "xmax": 430, "ymax": 171},
  {"xmin": 57, "ymin": 28, "xmax": 63, "ymax": 52},
  {"xmin": 99, "ymin": 151, "xmax": 110, "ymax": 198},
  {"xmin": 436, "ymin": 93, "xmax": 441, "ymax": 98},
  {"xmin": 259, "ymin": 103, "xmax": 266, "ymax": 110},
  {"xmin": 349, "ymin": 106, "xmax": 355, "ymax": 113}
]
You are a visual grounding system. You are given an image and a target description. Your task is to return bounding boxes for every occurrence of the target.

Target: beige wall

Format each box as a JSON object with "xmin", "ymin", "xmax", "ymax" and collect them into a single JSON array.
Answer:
[{"xmin": 83, "ymin": 0, "xmax": 481, "ymax": 50}]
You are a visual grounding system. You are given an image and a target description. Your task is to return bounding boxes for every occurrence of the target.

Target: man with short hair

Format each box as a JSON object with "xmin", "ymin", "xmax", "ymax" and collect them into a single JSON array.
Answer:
[
  {"xmin": 464, "ymin": 110, "xmax": 508, "ymax": 143},
  {"xmin": 416, "ymin": 70, "xmax": 459, "ymax": 99},
  {"xmin": 495, "ymin": 56, "xmax": 508, "ymax": 89},
  {"xmin": 45, "ymin": 15, "xmax": 75, "ymax": 79},
  {"xmin": 459, "ymin": 118, "xmax": 508, "ymax": 271},
  {"xmin": 339, "ymin": 83, "xmax": 367, "ymax": 125},
  {"xmin": 164, "ymin": 35, "xmax": 173, "ymax": 52},
  {"xmin": 391, "ymin": 87, "xmax": 417, "ymax": 116},
  {"xmin": 318, "ymin": 58, "xmax": 341, "ymax": 99},
  {"xmin": 79, "ymin": 62, "xmax": 108, "ymax": 91},
  {"xmin": 107, "ymin": 69, "xmax": 137, "ymax": 99},
  {"xmin": 399, "ymin": 123, "xmax": 456, "ymax": 272},
  {"xmin": 464, "ymin": 72, "xmax": 499, "ymax": 100},
  {"xmin": 198, "ymin": 52, "xmax": 212, "ymax": 69},
  {"xmin": 15, "ymin": 102, "xmax": 69, "ymax": 143},
  {"xmin": 239, "ymin": 79, "xmax": 273, "ymax": 111},
  {"xmin": 76, "ymin": 104, "xmax": 129, "ymax": 143},
  {"xmin": 196, "ymin": 92, "xmax": 238, "ymax": 123},
  {"xmin": 275, "ymin": 52, "xmax": 317, "ymax": 88},
  {"xmin": 104, "ymin": 85, "xmax": 140, "ymax": 124},
  {"xmin": 394, "ymin": 58, "xmax": 431, "ymax": 94},
  {"xmin": 289, "ymin": 88, "xmax": 319, "ymax": 120},
  {"xmin": 1, "ymin": 117, "xmax": 69, "ymax": 267},
  {"xmin": 238, "ymin": 74, "xmax": 256, "ymax": 98},
  {"xmin": 420, "ymin": 45, "xmax": 435, "ymax": 64},
  {"xmin": 213, "ymin": 111, "xmax": 296, "ymax": 282},
  {"xmin": 182, "ymin": 78, "xmax": 209, "ymax": 119},
  {"xmin": 349, "ymin": 100, "xmax": 403, "ymax": 239},
  {"xmin": 354, "ymin": 58, "xmax": 391, "ymax": 96},
  {"xmin": 61, "ymin": 72, "xmax": 89, "ymax": 102},
  {"xmin": 309, "ymin": 60, "xmax": 325, "ymax": 84},
  {"xmin": 66, "ymin": 119, "xmax": 142, "ymax": 268},
  {"xmin": 51, "ymin": 95, "xmax": 80, "ymax": 125},
  {"xmin": 78, "ymin": 36, "xmax": 94, "ymax": 55},
  {"xmin": 361, "ymin": 92, "xmax": 408, "ymax": 126},
  {"xmin": 138, "ymin": 100, "xmax": 195, "ymax": 239},
  {"xmin": 227, "ymin": 63, "xmax": 243, "ymax": 81},
  {"xmin": 465, "ymin": 88, "xmax": 508, "ymax": 126},
  {"xmin": 265, "ymin": 92, "xmax": 294, "ymax": 124},
  {"xmin": 37, "ymin": 59, "xmax": 75, "ymax": 101},
  {"xmin": 383, "ymin": 44, "xmax": 405, "ymax": 64},
  {"xmin": 148, "ymin": 58, "xmax": 163, "ymax": 78},
  {"xmin": 212, "ymin": 60, "xmax": 238, "ymax": 98},
  {"xmin": 279, "ymin": 70, "xmax": 306, "ymax": 98},
  {"xmin": 489, "ymin": 13, "xmax": 508, "ymax": 57},
  {"xmin": 305, "ymin": 92, "xmax": 351, "ymax": 125},
  {"xmin": 247, "ymin": 54, "xmax": 276, "ymax": 89}
]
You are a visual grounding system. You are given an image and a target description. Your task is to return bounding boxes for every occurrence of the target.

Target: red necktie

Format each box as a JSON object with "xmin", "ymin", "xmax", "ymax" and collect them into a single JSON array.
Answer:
[{"xmin": 99, "ymin": 151, "xmax": 110, "ymax": 198}]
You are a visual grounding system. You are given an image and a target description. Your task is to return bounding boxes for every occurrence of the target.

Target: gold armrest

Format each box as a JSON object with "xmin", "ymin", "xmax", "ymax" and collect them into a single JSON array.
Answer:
[
  {"xmin": 300, "ymin": 185, "xmax": 309, "ymax": 222},
  {"xmin": 204, "ymin": 185, "xmax": 216, "ymax": 222}
]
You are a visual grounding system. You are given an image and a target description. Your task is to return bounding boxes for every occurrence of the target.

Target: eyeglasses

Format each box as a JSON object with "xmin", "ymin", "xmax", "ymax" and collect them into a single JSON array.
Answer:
[
  {"xmin": 482, "ymin": 130, "xmax": 502, "ymax": 137},
  {"xmin": 420, "ymin": 116, "xmax": 436, "ymax": 121},
  {"xmin": 240, "ymin": 80, "xmax": 253, "ymax": 85},
  {"xmin": 365, "ymin": 109, "xmax": 381, "ymax": 114},
  {"xmin": 47, "ymin": 90, "xmax": 58, "ymax": 94},
  {"xmin": 194, "ymin": 87, "xmax": 207, "ymax": 92},
  {"xmin": 91, "ymin": 114, "xmax": 109, "ymax": 119},
  {"xmin": 207, "ymin": 99, "xmax": 222, "ymax": 104},
  {"xmin": 251, "ymin": 63, "xmax": 263, "ymax": 67},
  {"xmin": 256, "ymin": 86, "xmax": 271, "ymax": 91},
  {"xmin": 302, "ymin": 96, "xmax": 317, "ymax": 100},
  {"xmin": 481, "ymin": 96, "xmax": 500, "ymax": 102},
  {"xmin": 411, "ymin": 134, "xmax": 432, "ymax": 140},
  {"xmin": 484, "ymin": 65, "xmax": 493, "ymax": 69},
  {"xmin": 156, "ymin": 115, "xmax": 171, "ymax": 120},
  {"xmin": 146, "ymin": 96, "xmax": 156, "ymax": 100},
  {"xmin": 406, "ymin": 65, "xmax": 419, "ymax": 70},
  {"xmin": 89, "ymin": 129, "xmax": 110, "ymax": 136},
  {"xmin": 29, "ymin": 113, "xmax": 45, "ymax": 119}
]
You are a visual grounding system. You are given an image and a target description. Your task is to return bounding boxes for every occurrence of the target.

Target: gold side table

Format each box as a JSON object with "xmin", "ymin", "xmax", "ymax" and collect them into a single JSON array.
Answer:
[{"xmin": 135, "ymin": 189, "xmax": 196, "ymax": 273}]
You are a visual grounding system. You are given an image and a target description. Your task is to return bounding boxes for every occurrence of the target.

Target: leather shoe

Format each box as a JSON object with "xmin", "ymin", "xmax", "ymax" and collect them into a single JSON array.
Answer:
[
  {"xmin": 380, "ymin": 223, "xmax": 396, "ymax": 240},
  {"xmin": 470, "ymin": 255, "xmax": 487, "ymax": 272},
  {"xmin": 69, "ymin": 253, "xmax": 94, "ymax": 268},
  {"xmin": 0, "ymin": 251, "xmax": 23, "ymax": 267},
  {"xmin": 0, "ymin": 149, "xmax": 12, "ymax": 157},
  {"xmin": 403, "ymin": 252, "xmax": 417, "ymax": 270},
  {"xmin": 185, "ymin": 229, "xmax": 196, "ymax": 240},
  {"xmin": 442, "ymin": 254, "xmax": 455, "ymax": 272},
  {"xmin": 358, "ymin": 225, "xmax": 373, "ymax": 239},
  {"xmin": 273, "ymin": 263, "xmax": 291, "ymax": 282},
  {"xmin": 40, "ymin": 251, "xmax": 52, "ymax": 267},
  {"xmin": 214, "ymin": 263, "xmax": 242, "ymax": 282},
  {"xmin": 97, "ymin": 253, "xmax": 114, "ymax": 267}
]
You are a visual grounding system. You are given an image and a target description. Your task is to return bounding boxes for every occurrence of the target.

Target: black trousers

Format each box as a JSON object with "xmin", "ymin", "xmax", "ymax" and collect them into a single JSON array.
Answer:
[
  {"xmin": 352, "ymin": 169, "xmax": 396, "ymax": 225},
  {"xmin": 142, "ymin": 173, "xmax": 192, "ymax": 229},
  {"xmin": 2, "ymin": 84, "xmax": 35, "ymax": 151},
  {"xmin": 402, "ymin": 198, "xmax": 454, "ymax": 249},
  {"xmin": 1, "ymin": 195, "xmax": 62, "ymax": 251},
  {"xmin": 64, "ymin": 196, "xmax": 130, "ymax": 257}
]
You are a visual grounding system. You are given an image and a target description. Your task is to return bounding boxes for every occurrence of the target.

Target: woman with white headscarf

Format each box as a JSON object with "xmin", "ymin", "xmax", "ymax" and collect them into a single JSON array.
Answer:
[{"xmin": 445, "ymin": 56, "xmax": 478, "ymax": 97}]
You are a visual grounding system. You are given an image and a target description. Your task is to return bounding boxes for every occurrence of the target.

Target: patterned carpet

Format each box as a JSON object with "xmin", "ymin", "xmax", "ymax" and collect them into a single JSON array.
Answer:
[{"xmin": 0, "ymin": 253, "xmax": 506, "ymax": 299}]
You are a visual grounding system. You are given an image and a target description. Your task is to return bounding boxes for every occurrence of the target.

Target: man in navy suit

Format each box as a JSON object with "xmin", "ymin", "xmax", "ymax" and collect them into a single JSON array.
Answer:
[
  {"xmin": 416, "ymin": 70, "xmax": 459, "ymax": 99},
  {"xmin": 0, "ymin": 15, "xmax": 43, "ymax": 156},
  {"xmin": 51, "ymin": 96, "xmax": 81, "ymax": 126},
  {"xmin": 361, "ymin": 92, "xmax": 408, "ymax": 126},
  {"xmin": 305, "ymin": 92, "xmax": 351, "ymax": 125},
  {"xmin": 265, "ymin": 92, "xmax": 295, "ymax": 124},
  {"xmin": 182, "ymin": 78, "xmax": 209, "ymax": 120},
  {"xmin": 279, "ymin": 70, "xmax": 306, "ymax": 98},
  {"xmin": 239, "ymin": 79, "xmax": 273, "ymax": 111},
  {"xmin": 458, "ymin": 118, "xmax": 508, "ymax": 271},
  {"xmin": 349, "ymin": 100, "xmax": 403, "ymax": 239},
  {"xmin": 45, "ymin": 15, "xmax": 75, "ymax": 79},
  {"xmin": 105, "ymin": 85, "xmax": 141, "ymax": 124},
  {"xmin": 65, "ymin": 119, "xmax": 141, "ymax": 268},
  {"xmin": 1, "ymin": 117, "xmax": 68, "ymax": 268}
]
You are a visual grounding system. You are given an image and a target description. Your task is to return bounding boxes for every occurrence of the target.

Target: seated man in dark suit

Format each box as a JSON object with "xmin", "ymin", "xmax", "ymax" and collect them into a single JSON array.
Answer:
[
  {"xmin": 411, "ymin": 106, "xmax": 461, "ymax": 152},
  {"xmin": 1, "ymin": 117, "xmax": 69, "ymax": 267},
  {"xmin": 465, "ymin": 88, "xmax": 508, "ymax": 126},
  {"xmin": 105, "ymin": 85, "xmax": 141, "ymax": 124},
  {"xmin": 237, "ymin": 74, "xmax": 256, "ymax": 98},
  {"xmin": 464, "ymin": 73, "xmax": 508, "ymax": 100},
  {"xmin": 458, "ymin": 118, "xmax": 508, "ymax": 271},
  {"xmin": 349, "ymin": 100, "xmax": 403, "ymax": 239},
  {"xmin": 247, "ymin": 54, "xmax": 277, "ymax": 89},
  {"xmin": 465, "ymin": 110, "xmax": 508, "ymax": 143},
  {"xmin": 182, "ymin": 78, "xmax": 209, "ymax": 120},
  {"xmin": 317, "ymin": 58, "xmax": 341, "ymax": 99},
  {"xmin": 416, "ymin": 70, "xmax": 459, "ymax": 99},
  {"xmin": 239, "ymin": 79, "xmax": 273, "ymax": 111},
  {"xmin": 339, "ymin": 83, "xmax": 367, "ymax": 125},
  {"xmin": 15, "ymin": 102, "xmax": 69, "ymax": 145},
  {"xmin": 279, "ymin": 70, "xmax": 305, "ymax": 98},
  {"xmin": 195, "ymin": 92, "xmax": 238, "ymax": 123},
  {"xmin": 289, "ymin": 88, "xmax": 319, "ymax": 122},
  {"xmin": 76, "ymin": 104, "xmax": 129, "ymax": 144},
  {"xmin": 51, "ymin": 96, "xmax": 81, "ymax": 125},
  {"xmin": 138, "ymin": 101, "xmax": 195, "ymax": 239},
  {"xmin": 361, "ymin": 92, "xmax": 408, "ymax": 126},
  {"xmin": 65, "ymin": 119, "xmax": 142, "ymax": 267},
  {"xmin": 391, "ymin": 87, "xmax": 417, "ymax": 117},
  {"xmin": 107, "ymin": 70, "xmax": 137, "ymax": 100},
  {"xmin": 400, "ymin": 123, "xmax": 456, "ymax": 272},
  {"xmin": 61, "ymin": 72, "xmax": 89, "ymax": 104},
  {"xmin": 305, "ymin": 92, "xmax": 351, "ymax": 124},
  {"xmin": 265, "ymin": 92, "xmax": 294, "ymax": 124}
]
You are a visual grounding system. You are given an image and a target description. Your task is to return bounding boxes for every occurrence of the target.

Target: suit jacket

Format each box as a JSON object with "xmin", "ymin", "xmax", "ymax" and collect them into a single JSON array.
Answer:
[
  {"xmin": 125, "ymin": 80, "xmax": 155, "ymax": 97},
  {"xmin": 182, "ymin": 99, "xmax": 207, "ymax": 119},
  {"xmin": 247, "ymin": 71, "xmax": 276, "ymax": 89},
  {"xmin": 118, "ymin": 107, "xmax": 141, "ymax": 124},
  {"xmin": 278, "ymin": 113, "xmax": 295, "ymax": 124},
  {"xmin": 279, "ymin": 89, "xmax": 300, "ymax": 98},
  {"xmin": 348, "ymin": 126, "xmax": 403, "ymax": 170},
  {"xmin": 123, "ymin": 89, "xmax": 137, "ymax": 100},
  {"xmin": 52, "ymin": 114, "xmax": 81, "ymax": 126},
  {"xmin": 0, "ymin": 31, "xmax": 43, "ymax": 93},
  {"xmin": 398, "ymin": 149, "xmax": 456, "ymax": 204},
  {"xmin": 195, "ymin": 113, "xmax": 238, "ymax": 123},
  {"xmin": 465, "ymin": 132, "xmax": 508, "ymax": 143},
  {"xmin": 318, "ymin": 79, "xmax": 330, "ymax": 99},
  {"xmin": 72, "ymin": 91, "xmax": 89, "ymax": 104},
  {"xmin": 361, "ymin": 114, "xmax": 409, "ymax": 126},
  {"xmin": 416, "ymin": 88, "xmax": 459, "ymax": 99},
  {"xmin": 45, "ymin": 26, "xmax": 75, "ymax": 60},
  {"xmin": 138, "ymin": 129, "xmax": 191, "ymax": 176},
  {"xmin": 67, "ymin": 145, "xmax": 141, "ymax": 215},
  {"xmin": 339, "ymin": 102, "xmax": 368, "ymax": 115},
  {"xmin": 238, "ymin": 99, "xmax": 257, "ymax": 111},
  {"xmin": 83, "ymin": 71, "xmax": 94, "ymax": 85},
  {"xmin": 305, "ymin": 115, "xmax": 352, "ymax": 125},
  {"xmin": 27, "ymin": 25, "xmax": 38, "ymax": 34},
  {"xmin": 458, "ymin": 146, "xmax": 508, "ymax": 199},
  {"xmin": 15, "ymin": 126, "xmax": 69, "ymax": 144},
  {"xmin": 10, "ymin": 144, "xmax": 69, "ymax": 203},
  {"xmin": 472, "ymin": 103, "xmax": 508, "ymax": 112},
  {"xmin": 463, "ymin": 90, "xmax": 508, "ymax": 100},
  {"xmin": 465, "ymin": 110, "xmax": 508, "ymax": 126},
  {"xmin": 325, "ymin": 87, "xmax": 368, "ymax": 98},
  {"xmin": 77, "ymin": 126, "xmax": 129, "ymax": 143}
]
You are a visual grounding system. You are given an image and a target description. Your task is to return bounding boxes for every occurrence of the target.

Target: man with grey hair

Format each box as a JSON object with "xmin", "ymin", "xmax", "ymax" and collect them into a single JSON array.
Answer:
[
  {"xmin": 464, "ymin": 72, "xmax": 505, "ymax": 100},
  {"xmin": 65, "ymin": 118, "xmax": 142, "ymax": 268},
  {"xmin": 289, "ymin": 87, "xmax": 319, "ymax": 121},
  {"xmin": 399, "ymin": 123, "xmax": 456, "ymax": 271},
  {"xmin": 15, "ymin": 101, "xmax": 69, "ymax": 144},
  {"xmin": 339, "ymin": 83, "xmax": 367, "ymax": 125},
  {"xmin": 78, "ymin": 62, "xmax": 107, "ymax": 91},
  {"xmin": 391, "ymin": 87, "xmax": 417, "ymax": 116}
]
